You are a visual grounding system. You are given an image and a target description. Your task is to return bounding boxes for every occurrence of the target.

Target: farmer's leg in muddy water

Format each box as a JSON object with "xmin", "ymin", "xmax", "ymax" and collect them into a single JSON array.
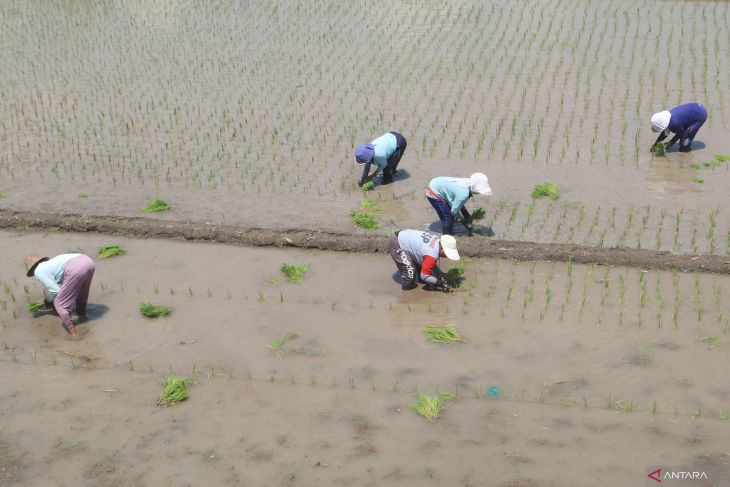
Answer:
[
  {"xmin": 389, "ymin": 235, "xmax": 417, "ymax": 290},
  {"xmin": 427, "ymin": 196, "xmax": 454, "ymax": 235},
  {"xmin": 678, "ymin": 106, "xmax": 707, "ymax": 153},
  {"xmin": 54, "ymin": 255, "xmax": 94, "ymax": 336},
  {"xmin": 74, "ymin": 256, "xmax": 95, "ymax": 320},
  {"xmin": 388, "ymin": 132, "xmax": 407, "ymax": 173}
]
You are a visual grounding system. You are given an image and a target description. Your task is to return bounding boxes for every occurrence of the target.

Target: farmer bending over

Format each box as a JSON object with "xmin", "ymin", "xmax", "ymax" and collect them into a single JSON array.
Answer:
[
  {"xmin": 389, "ymin": 229, "xmax": 459, "ymax": 292},
  {"xmin": 651, "ymin": 102, "xmax": 707, "ymax": 153},
  {"xmin": 355, "ymin": 131, "xmax": 407, "ymax": 186},
  {"xmin": 426, "ymin": 173, "xmax": 492, "ymax": 236},
  {"xmin": 25, "ymin": 253, "xmax": 96, "ymax": 338}
]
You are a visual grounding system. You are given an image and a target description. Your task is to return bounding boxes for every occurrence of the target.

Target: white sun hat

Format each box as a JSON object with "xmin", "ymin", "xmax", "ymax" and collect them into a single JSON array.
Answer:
[
  {"xmin": 439, "ymin": 235, "xmax": 460, "ymax": 261},
  {"xmin": 651, "ymin": 111, "xmax": 671, "ymax": 133},
  {"xmin": 469, "ymin": 173, "xmax": 492, "ymax": 195}
]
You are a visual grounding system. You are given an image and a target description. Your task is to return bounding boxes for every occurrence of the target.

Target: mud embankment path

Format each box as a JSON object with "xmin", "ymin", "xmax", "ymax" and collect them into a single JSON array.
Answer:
[{"xmin": 2, "ymin": 209, "xmax": 729, "ymax": 274}]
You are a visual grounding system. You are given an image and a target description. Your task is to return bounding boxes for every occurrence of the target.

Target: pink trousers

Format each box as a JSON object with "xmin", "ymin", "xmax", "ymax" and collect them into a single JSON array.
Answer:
[{"xmin": 54, "ymin": 255, "xmax": 95, "ymax": 331}]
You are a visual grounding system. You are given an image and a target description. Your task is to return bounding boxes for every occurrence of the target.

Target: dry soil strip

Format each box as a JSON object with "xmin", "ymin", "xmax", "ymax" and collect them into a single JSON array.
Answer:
[{"xmin": 2, "ymin": 209, "xmax": 729, "ymax": 274}]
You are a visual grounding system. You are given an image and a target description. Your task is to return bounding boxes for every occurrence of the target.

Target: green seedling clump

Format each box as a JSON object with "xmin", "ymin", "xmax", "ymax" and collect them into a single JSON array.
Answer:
[
  {"xmin": 714, "ymin": 154, "xmax": 730, "ymax": 162},
  {"xmin": 412, "ymin": 392, "xmax": 455, "ymax": 421},
  {"xmin": 142, "ymin": 198, "xmax": 171, "ymax": 212},
  {"xmin": 267, "ymin": 332, "xmax": 298, "ymax": 359},
  {"xmin": 98, "ymin": 245, "xmax": 126, "ymax": 259},
  {"xmin": 532, "ymin": 182, "xmax": 560, "ymax": 199},
  {"xmin": 139, "ymin": 302, "xmax": 172, "ymax": 318},
  {"xmin": 471, "ymin": 208, "xmax": 486, "ymax": 221},
  {"xmin": 424, "ymin": 326, "xmax": 463, "ymax": 344},
  {"xmin": 654, "ymin": 142, "xmax": 667, "ymax": 157},
  {"xmin": 0, "ymin": 191, "xmax": 5, "ymax": 199},
  {"xmin": 445, "ymin": 262, "xmax": 465, "ymax": 281},
  {"xmin": 27, "ymin": 300, "xmax": 44, "ymax": 313},
  {"xmin": 280, "ymin": 263, "xmax": 309, "ymax": 284},
  {"xmin": 351, "ymin": 199, "xmax": 380, "ymax": 229},
  {"xmin": 78, "ymin": 193, "xmax": 89, "ymax": 199},
  {"xmin": 692, "ymin": 177, "xmax": 704, "ymax": 184},
  {"xmin": 697, "ymin": 336, "xmax": 724, "ymax": 349},
  {"xmin": 157, "ymin": 376, "xmax": 190, "ymax": 406},
  {"xmin": 362, "ymin": 181, "xmax": 375, "ymax": 191}
]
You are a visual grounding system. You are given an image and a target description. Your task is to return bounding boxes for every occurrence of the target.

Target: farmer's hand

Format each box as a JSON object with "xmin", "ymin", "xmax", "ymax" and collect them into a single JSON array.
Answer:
[
  {"xmin": 42, "ymin": 299, "xmax": 54, "ymax": 310},
  {"xmin": 439, "ymin": 283, "xmax": 453, "ymax": 293}
]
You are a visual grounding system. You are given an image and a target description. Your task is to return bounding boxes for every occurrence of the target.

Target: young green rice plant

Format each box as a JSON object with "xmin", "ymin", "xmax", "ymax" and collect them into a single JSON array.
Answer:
[
  {"xmin": 280, "ymin": 263, "xmax": 309, "ymax": 284},
  {"xmin": 139, "ymin": 302, "xmax": 172, "ymax": 318},
  {"xmin": 157, "ymin": 376, "xmax": 190, "ymax": 407},
  {"xmin": 714, "ymin": 154, "xmax": 730, "ymax": 162},
  {"xmin": 471, "ymin": 207, "xmax": 486, "ymax": 221},
  {"xmin": 98, "ymin": 245, "xmax": 126, "ymax": 259},
  {"xmin": 697, "ymin": 336, "xmax": 724, "ymax": 349},
  {"xmin": 423, "ymin": 326, "xmax": 462, "ymax": 344},
  {"xmin": 653, "ymin": 142, "xmax": 667, "ymax": 157},
  {"xmin": 692, "ymin": 177, "xmax": 704, "ymax": 184},
  {"xmin": 142, "ymin": 198, "xmax": 171, "ymax": 212},
  {"xmin": 27, "ymin": 300, "xmax": 44, "ymax": 313},
  {"xmin": 532, "ymin": 182, "xmax": 560, "ymax": 199},
  {"xmin": 267, "ymin": 332, "xmax": 298, "ymax": 359},
  {"xmin": 411, "ymin": 392, "xmax": 455, "ymax": 422},
  {"xmin": 362, "ymin": 181, "xmax": 375, "ymax": 191}
]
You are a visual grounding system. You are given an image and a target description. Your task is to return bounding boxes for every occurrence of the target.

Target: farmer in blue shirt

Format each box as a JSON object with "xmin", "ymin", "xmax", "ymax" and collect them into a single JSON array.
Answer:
[
  {"xmin": 426, "ymin": 173, "xmax": 492, "ymax": 236},
  {"xmin": 355, "ymin": 131, "xmax": 407, "ymax": 186},
  {"xmin": 651, "ymin": 103, "xmax": 707, "ymax": 153}
]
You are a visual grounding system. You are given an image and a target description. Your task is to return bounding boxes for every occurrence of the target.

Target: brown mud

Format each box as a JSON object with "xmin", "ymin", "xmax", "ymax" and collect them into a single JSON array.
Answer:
[{"xmin": 2, "ymin": 208, "xmax": 729, "ymax": 275}]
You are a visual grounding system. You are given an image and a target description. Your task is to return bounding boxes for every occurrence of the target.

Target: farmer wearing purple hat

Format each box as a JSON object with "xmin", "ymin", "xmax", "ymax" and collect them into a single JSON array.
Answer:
[
  {"xmin": 355, "ymin": 131, "xmax": 407, "ymax": 186},
  {"xmin": 25, "ymin": 253, "xmax": 96, "ymax": 338},
  {"xmin": 650, "ymin": 102, "xmax": 707, "ymax": 153}
]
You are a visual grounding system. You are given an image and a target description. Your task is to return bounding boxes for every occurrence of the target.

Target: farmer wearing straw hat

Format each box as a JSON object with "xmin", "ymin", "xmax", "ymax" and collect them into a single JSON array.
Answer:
[
  {"xmin": 388, "ymin": 229, "xmax": 459, "ymax": 292},
  {"xmin": 25, "ymin": 253, "xmax": 95, "ymax": 338},
  {"xmin": 355, "ymin": 131, "xmax": 407, "ymax": 187},
  {"xmin": 650, "ymin": 102, "xmax": 707, "ymax": 153},
  {"xmin": 426, "ymin": 173, "xmax": 492, "ymax": 236}
]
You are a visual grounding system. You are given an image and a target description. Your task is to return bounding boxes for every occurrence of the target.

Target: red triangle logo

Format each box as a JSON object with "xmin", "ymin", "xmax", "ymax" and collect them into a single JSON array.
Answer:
[{"xmin": 648, "ymin": 469, "xmax": 662, "ymax": 483}]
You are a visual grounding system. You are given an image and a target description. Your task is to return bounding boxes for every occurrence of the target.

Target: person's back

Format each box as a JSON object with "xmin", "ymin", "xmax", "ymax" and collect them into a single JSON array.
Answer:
[
  {"xmin": 397, "ymin": 230, "xmax": 439, "ymax": 267},
  {"xmin": 669, "ymin": 103, "xmax": 706, "ymax": 132}
]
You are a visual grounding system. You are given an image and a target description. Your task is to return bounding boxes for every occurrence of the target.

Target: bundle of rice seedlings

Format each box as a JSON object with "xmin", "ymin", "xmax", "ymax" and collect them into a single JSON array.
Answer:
[
  {"xmin": 411, "ymin": 392, "xmax": 455, "ymax": 421},
  {"xmin": 471, "ymin": 208, "xmax": 486, "ymax": 221},
  {"xmin": 362, "ymin": 181, "xmax": 375, "ymax": 191},
  {"xmin": 423, "ymin": 326, "xmax": 463, "ymax": 343},
  {"xmin": 653, "ymin": 142, "xmax": 668, "ymax": 157},
  {"xmin": 98, "ymin": 245, "xmax": 126, "ymax": 259},
  {"xmin": 531, "ymin": 182, "xmax": 560, "ymax": 199},
  {"xmin": 139, "ymin": 302, "xmax": 172, "ymax": 318},
  {"xmin": 142, "ymin": 198, "xmax": 171, "ymax": 212},
  {"xmin": 157, "ymin": 376, "xmax": 190, "ymax": 407},
  {"xmin": 27, "ymin": 300, "xmax": 44, "ymax": 313},
  {"xmin": 280, "ymin": 263, "xmax": 309, "ymax": 284},
  {"xmin": 267, "ymin": 332, "xmax": 298, "ymax": 359},
  {"xmin": 0, "ymin": 191, "xmax": 5, "ymax": 199},
  {"xmin": 692, "ymin": 177, "xmax": 704, "ymax": 184},
  {"xmin": 714, "ymin": 154, "xmax": 729, "ymax": 162},
  {"xmin": 445, "ymin": 262, "xmax": 465, "ymax": 281},
  {"xmin": 351, "ymin": 199, "xmax": 380, "ymax": 229}
]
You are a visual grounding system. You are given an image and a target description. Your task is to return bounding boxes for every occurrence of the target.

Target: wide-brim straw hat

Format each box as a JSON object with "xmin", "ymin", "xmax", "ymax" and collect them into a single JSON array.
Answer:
[{"xmin": 25, "ymin": 254, "xmax": 49, "ymax": 277}]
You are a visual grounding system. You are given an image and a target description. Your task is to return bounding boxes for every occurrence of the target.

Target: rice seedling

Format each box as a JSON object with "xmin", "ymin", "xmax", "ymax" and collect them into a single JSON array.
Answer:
[
  {"xmin": 692, "ymin": 177, "xmax": 704, "ymax": 184},
  {"xmin": 350, "ymin": 199, "xmax": 380, "ymax": 229},
  {"xmin": 714, "ymin": 154, "xmax": 730, "ymax": 162},
  {"xmin": 471, "ymin": 208, "xmax": 486, "ymax": 220},
  {"xmin": 362, "ymin": 181, "xmax": 375, "ymax": 191},
  {"xmin": 653, "ymin": 142, "xmax": 667, "ymax": 157},
  {"xmin": 267, "ymin": 332, "xmax": 298, "ymax": 359},
  {"xmin": 157, "ymin": 376, "xmax": 190, "ymax": 407},
  {"xmin": 697, "ymin": 336, "xmax": 724, "ymax": 349},
  {"xmin": 423, "ymin": 326, "xmax": 462, "ymax": 343},
  {"xmin": 141, "ymin": 198, "xmax": 171, "ymax": 212},
  {"xmin": 411, "ymin": 392, "xmax": 455, "ymax": 422},
  {"xmin": 139, "ymin": 302, "xmax": 172, "ymax": 318},
  {"xmin": 98, "ymin": 245, "xmax": 126, "ymax": 259},
  {"xmin": 280, "ymin": 263, "xmax": 309, "ymax": 284},
  {"xmin": 532, "ymin": 182, "xmax": 560, "ymax": 199},
  {"xmin": 27, "ymin": 300, "xmax": 44, "ymax": 313}
]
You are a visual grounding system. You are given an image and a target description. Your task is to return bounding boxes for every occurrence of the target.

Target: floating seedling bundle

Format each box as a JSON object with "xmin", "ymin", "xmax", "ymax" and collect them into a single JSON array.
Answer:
[
  {"xmin": 423, "ymin": 326, "xmax": 463, "ymax": 344},
  {"xmin": 157, "ymin": 376, "xmax": 190, "ymax": 407},
  {"xmin": 532, "ymin": 182, "xmax": 560, "ymax": 199},
  {"xmin": 280, "ymin": 263, "xmax": 309, "ymax": 284},
  {"xmin": 267, "ymin": 332, "xmax": 298, "ymax": 359},
  {"xmin": 27, "ymin": 300, "xmax": 44, "ymax": 313},
  {"xmin": 142, "ymin": 198, "xmax": 171, "ymax": 212},
  {"xmin": 350, "ymin": 199, "xmax": 380, "ymax": 229},
  {"xmin": 139, "ymin": 302, "xmax": 172, "ymax": 318},
  {"xmin": 412, "ymin": 392, "xmax": 455, "ymax": 421},
  {"xmin": 98, "ymin": 245, "xmax": 126, "ymax": 259}
]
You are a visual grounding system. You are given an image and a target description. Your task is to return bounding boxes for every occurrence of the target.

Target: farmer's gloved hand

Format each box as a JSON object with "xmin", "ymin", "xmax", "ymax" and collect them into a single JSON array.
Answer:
[
  {"xmin": 357, "ymin": 180, "xmax": 365, "ymax": 187},
  {"xmin": 464, "ymin": 221, "xmax": 474, "ymax": 237},
  {"xmin": 436, "ymin": 275, "xmax": 453, "ymax": 292},
  {"xmin": 42, "ymin": 299, "xmax": 54, "ymax": 310}
]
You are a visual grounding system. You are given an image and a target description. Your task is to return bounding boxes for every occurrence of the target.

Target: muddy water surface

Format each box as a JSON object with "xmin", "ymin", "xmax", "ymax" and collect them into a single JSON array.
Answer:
[{"xmin": 2, "ymin": 231, "xmax": 729, "ymax": 485}]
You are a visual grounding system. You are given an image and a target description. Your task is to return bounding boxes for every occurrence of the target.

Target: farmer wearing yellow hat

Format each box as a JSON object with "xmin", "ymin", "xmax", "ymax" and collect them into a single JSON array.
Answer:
[
  {"xmin": 355, "ymin": 131, "xmax": 407, "ymax": 187},
  {"xmin": 25, "ymin": 253, "xmax": 95, "ymax": 337},
  {"xmin": 388, "ymin": 229, "xmax": 459, "ymax": 291},
  {"xmin": 650, "ymin": 102, "xmax": 707, "ymax": 153}
]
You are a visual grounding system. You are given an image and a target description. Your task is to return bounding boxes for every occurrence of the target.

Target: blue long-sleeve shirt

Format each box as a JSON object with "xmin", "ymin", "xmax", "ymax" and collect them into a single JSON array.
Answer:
[
  {"xmin": 428, "ymin": 177, "xmax": 471, "ymax": 216},
  {"xmin": 668, "ymin": 103, "xmax": 706, "ymax": 137},
  {"xmin": 359, "ymin": 132, "xmax": 398, "ymax": 182},
  {"xmin": 34, "ymin": 254, "xmax": 80, "ymax": 301}
]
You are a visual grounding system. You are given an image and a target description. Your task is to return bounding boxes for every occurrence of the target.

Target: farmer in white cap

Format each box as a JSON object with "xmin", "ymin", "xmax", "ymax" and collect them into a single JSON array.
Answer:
[
  {"xmin": 388, "ymin": 229, "xmax": 459, "ymax": 291},
  {"xmin": 650, "ymin": 102, "xmax": 707, "ymax": 153},
  {"xmin": 355, "ymin": 131, "xmax": 407, "ymax": 187},
  {"xmin": 426, "ymin": 173, "xmax": 492, "ymax": 236},
  {"xmin": 25, "ymin": 253, "xmax": 96, "ymax": 338}
]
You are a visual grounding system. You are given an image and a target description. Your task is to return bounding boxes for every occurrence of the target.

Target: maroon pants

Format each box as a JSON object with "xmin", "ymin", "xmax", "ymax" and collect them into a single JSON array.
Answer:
[{"xmin": 54, "ymin": 255, "xmax": 95, "ymax": 331}]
